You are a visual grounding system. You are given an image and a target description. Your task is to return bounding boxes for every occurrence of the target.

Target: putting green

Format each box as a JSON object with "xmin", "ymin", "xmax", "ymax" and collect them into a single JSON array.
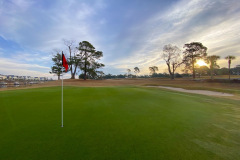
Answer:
[{"xmin": 0, "ymin": 87, "xmax": 239, "ymax": 160}]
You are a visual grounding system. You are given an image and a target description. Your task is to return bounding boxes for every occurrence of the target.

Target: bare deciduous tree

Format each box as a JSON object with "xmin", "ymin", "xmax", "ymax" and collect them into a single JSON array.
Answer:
[
  {"xmin": 63, "ymin": 39, "xmax": 75, "ymax": 79},
  {"xmin": 162, "ymin": 44, "xmax": 183, "ymax": 79}
]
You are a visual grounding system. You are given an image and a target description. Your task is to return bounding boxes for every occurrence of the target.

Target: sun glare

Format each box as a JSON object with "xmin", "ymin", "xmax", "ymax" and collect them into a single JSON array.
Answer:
[{"xmin": 196, "ymin": 60, "xmax": 207, "ymax": 66}]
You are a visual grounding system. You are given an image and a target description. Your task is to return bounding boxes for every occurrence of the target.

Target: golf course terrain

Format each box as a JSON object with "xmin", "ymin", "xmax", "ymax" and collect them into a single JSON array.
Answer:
[{"xmin": 1, "ymin": 85, "xmax": 240, "ymax": 159}]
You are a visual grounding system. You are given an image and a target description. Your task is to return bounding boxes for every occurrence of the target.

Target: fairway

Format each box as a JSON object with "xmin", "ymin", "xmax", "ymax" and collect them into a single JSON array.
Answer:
[{"xmin": 0, "ymin": 87, "xmax": 240, "ymax": 160}]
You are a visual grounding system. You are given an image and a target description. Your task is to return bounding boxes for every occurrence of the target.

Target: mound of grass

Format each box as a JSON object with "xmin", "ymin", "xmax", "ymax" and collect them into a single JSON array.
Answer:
[{"xmin": 0, "ymin": 87, "xmax": 239, "ymax": 159}]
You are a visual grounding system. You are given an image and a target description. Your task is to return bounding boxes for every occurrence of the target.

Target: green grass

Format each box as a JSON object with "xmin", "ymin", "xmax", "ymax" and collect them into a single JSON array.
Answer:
[{"xmin": 0, "ymin": 86, "xmax": 240, "ymax": 160}]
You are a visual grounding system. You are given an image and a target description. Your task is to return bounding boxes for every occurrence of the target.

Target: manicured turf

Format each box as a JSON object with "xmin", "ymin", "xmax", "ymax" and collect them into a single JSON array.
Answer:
[{"xmin": 0, "ymin": 87, "xmax": 240, "ymax": 160}]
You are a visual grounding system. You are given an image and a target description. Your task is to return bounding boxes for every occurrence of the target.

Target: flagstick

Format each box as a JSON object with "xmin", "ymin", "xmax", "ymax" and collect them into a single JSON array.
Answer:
[
  {"xmin": 61, "ymin": 52, "xmax": 68, "ymax": 128},
  {"xmin": 61, "ymin": 67, "xmax": 64, "ymax": 127}
]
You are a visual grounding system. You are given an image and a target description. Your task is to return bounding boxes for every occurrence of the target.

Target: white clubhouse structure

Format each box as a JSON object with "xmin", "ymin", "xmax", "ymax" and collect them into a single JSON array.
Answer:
[{"xmin": 0, "ymin": 74, "xmax": 48, "ymax": 81}]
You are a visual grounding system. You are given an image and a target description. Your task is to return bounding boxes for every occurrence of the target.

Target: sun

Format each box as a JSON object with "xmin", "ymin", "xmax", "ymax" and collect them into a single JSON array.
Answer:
[{"xmin": 196, "ymin": 60, "xmax": 207, "ymax": 66}]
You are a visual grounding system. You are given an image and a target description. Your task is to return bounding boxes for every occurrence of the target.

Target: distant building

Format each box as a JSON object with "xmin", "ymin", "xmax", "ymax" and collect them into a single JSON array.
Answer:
[
  {"xmin": 7, "ymin": 75, "xmax": 18, "ymax": 80},
  {"xmin": 22, "ymin": 76, "xmax": 28, "ymax": 80},
  {"xmin": 40, "ymin": 77, "xmax": 47, "ymax": 81},
  {"xmin": 0, "ymin": 75, "xmax": 7, "ymax": 80},
  {"xmin": 18, "ymin": 76, "xmax": 24, "ymax": 80},
  {"xmin": 34, "ymin": 77, "xmax": 40, "ymax": 81},
  {"xmin": 27, "ymin": 76, "xmax": 33, "ymax": 80},
  {"xmin": 2, "ymin": 74, "xmax": 48, "ymax": 81}
]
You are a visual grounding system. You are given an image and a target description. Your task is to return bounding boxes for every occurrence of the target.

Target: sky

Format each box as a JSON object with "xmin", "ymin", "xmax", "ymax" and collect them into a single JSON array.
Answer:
[{"xmin": 0, "ymin": 0, "xmax": 240, "ymax": 79}]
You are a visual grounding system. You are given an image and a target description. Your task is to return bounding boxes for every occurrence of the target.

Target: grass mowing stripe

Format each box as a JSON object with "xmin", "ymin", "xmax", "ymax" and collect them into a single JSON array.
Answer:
[{"xmin": 0, "ymin": 86, "xmax": 239, "ymax": 160}]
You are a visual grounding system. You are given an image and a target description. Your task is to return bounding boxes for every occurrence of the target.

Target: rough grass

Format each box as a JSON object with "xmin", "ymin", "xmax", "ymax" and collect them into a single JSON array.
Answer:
[
  {"xmin": 1, "ymin": 78, "xmax": 240, "ymax": 98},
  {"xmin": 0, "ymin": 87, "xmax": 240, "ymax": 160}
]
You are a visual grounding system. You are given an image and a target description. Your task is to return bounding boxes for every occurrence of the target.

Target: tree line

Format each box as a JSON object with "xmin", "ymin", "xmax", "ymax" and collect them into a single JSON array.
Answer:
[
  {"xmin": 127, "ymin": 42, "xmax": 237, "ymax": 80},
  {"xmin": 50, "ymin": 40, "xmax": 104, "ymax": 80},
  {"xmin": 161, "ymin": 42, "xmax": 237, "ymax": 80},
  {"xmin": 104, "ymin": 65, "xmax": 240, "ymax": 80},
  {"xmin": 50, "ymin": 40, "xmax": 237, "ymax": 80}
]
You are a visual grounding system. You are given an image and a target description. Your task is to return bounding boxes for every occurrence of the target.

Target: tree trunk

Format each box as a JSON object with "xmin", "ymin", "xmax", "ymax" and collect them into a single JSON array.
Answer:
[
  {"xmin": 72, "ymin": 51, "xmax": 76, "ymax": 79},
  {"xmin": 84, "ymin": 59, "xmax": 87, "ymax": 80},
  {"xmin": 167, "ymin": 63, "xmax": 174, "ymax": 79},
  {"xmin": 71, "ymin": 73, "xmax": 75, "ymax": 79},
  {"xmin": 210, "ymin": 64, "xmax": 213, "ymax": 80},
  {"xmin": 171, "ymin": 73, "xmax": 174, "ymax": 80},
  {"xmin": 72, "ymin": 61, "xmax": 79, "ymax": 79},
  {"xmin": 192, "ymin": 61, "xmax": 195, "ymax": 79},
  {"xmin": 58, "ymin": 75, "xmax": 60, "ymax": 80},
  {"xmin": 171, "ymin": 65, "xmax": 175, "ymax": 80},
  {"xmin": 72, "ymin": 71, "xmax": 77, "ymax": 79},
  {"xmin": 211, "ymin": 69, "xmax": 213, "ymax": 80},
  {"xmin": 228, "ymin": 60, "xmax": 231, "ymax": 80},
  {"xmin": 69, "ymin": 46, "xmax": 73, "ymax": 79}
]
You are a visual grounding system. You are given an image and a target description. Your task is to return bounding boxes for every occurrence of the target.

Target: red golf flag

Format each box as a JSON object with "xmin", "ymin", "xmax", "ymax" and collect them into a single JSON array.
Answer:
[{"xmin": 62, "ymin": 52, "xmax": 68, "ymax": 71}]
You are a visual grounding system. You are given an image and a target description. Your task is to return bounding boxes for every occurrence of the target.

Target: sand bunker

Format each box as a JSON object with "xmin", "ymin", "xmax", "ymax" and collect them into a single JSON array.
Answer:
[{"xmin": 148, "ymin": 86, "xmax": 234, "ymax": 97}]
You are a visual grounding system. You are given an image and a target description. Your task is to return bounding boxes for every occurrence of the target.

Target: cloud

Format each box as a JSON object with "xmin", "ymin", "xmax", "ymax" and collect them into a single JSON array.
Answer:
[
  {"xmin": 0, "ymin": 57, "xmax": 71, "ymax": 80},
  {"xmin": 0, "ymin": 0, "xmax": 107, "ymax": 77},
  {"xmin": 0, "ymin": 0, "xmax": 106, "ymax": 52},
  {"xmin": 0, "ymin": 57, "xmax": 50, "ymax": 76},
  {"xmin": 11, "ymin": 52, "xmax": 52, "ymax": 63},
  {"xmin": 102, "ymin": 0, "xmax": 240, "ymax": 74},
  {"xmin": 0, "ymin": 0, "xmax": 239, "ymax": 76}
]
